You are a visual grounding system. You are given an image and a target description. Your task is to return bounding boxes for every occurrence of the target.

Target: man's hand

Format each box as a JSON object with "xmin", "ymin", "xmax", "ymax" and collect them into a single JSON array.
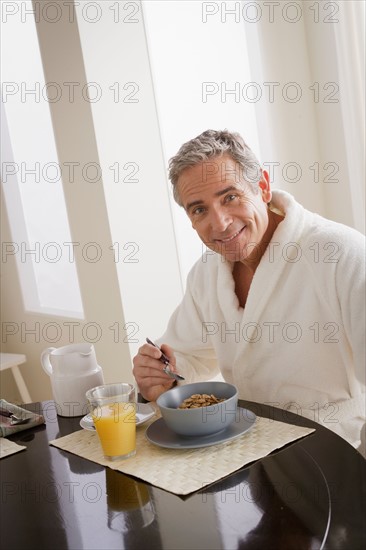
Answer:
[{"xmin": 132, "ymin": 342, "xmax": 177, "ymax": 402}]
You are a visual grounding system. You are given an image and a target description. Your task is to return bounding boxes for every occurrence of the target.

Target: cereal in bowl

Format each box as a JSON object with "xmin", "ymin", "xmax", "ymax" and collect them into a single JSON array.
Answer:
[{"xmin": 178, "ymin": 393, "xmax": 226, "ymax": 409}]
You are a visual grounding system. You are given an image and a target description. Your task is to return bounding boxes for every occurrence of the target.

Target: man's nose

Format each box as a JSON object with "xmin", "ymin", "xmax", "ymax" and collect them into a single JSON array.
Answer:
[{"xmin": 209, "ymin": 207, "xmax": 232, "ymax": 232}]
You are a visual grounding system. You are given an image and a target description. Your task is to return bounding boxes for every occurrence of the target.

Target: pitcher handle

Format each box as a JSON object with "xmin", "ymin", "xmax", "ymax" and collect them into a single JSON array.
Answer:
[{"xmin": 41, "ymin": 347, "xmax": 56, "ymax": 376}]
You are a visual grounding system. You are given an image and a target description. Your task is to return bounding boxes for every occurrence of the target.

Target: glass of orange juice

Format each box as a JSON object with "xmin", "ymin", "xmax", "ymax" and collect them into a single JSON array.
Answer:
[{"xmin": 86, "ymin": 383, "xmax": 136, "ymax": 460}]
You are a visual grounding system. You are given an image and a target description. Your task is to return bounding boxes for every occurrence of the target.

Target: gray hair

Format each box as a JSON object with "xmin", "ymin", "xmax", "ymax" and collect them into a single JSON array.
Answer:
[{"xmin": 168, "ymin": 129, "xmax": 262, "ymax": 206}]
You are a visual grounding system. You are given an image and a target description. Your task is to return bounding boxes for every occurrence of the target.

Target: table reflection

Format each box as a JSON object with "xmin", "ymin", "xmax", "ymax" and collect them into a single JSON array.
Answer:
[
  {"xmin": 208, "ymin": 446, "xmax": 330, "ymax": 549},
  {"xmin": 106, "ymin": 470, "xmax": 155, "ymax": 532}
]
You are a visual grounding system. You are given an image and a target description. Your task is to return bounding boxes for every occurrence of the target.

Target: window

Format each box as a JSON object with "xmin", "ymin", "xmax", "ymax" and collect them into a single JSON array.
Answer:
[{"xmin": 1, "ymin": 2, "xmax": 84, "ymax": 318}]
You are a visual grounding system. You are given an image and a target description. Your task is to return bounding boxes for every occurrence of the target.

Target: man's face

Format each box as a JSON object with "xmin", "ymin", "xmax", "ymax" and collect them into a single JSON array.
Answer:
[{"xmin": 176, "ymin": 154, "xmax": 272, "ymax": 263}]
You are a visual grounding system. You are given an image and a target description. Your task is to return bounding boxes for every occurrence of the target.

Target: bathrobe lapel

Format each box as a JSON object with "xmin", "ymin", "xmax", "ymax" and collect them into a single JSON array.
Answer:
[{"xmin": 231, "ymin": 191, "xmax": 306, "ymax": 368}]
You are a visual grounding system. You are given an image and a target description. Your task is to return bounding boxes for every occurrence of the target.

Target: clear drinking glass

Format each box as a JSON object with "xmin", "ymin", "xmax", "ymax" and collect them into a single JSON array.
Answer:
[{"xmin": 86, "ymin": 383, "xmax": 136, "ymax": 461}]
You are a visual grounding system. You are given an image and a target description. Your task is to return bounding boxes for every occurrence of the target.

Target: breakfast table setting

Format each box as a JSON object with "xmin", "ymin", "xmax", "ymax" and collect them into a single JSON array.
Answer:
[
  {"xmin": 1, "ymin": 394, "xmax": 365, "ymax": 549},
  {"xmin": 48, "ymin": 381, "xmax": 316, "ymax": 497},
  {"xmin": 1, "ymin": 343, "xmax": 365, "ymax": 549}
]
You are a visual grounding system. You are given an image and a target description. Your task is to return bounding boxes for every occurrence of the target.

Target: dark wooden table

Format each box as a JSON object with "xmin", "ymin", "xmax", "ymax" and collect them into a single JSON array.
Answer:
[{"xmin": 1, "ymin": 400, "xmax": 365, "ymax": 549}]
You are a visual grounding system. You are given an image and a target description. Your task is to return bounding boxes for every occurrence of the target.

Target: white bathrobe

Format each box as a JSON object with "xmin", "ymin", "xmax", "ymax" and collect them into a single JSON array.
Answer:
[{"xmin": 157, "ymin": 191, "xmax": 366, "ymax": 454}]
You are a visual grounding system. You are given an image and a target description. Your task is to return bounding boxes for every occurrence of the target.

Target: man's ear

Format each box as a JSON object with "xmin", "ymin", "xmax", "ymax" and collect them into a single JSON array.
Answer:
[{"xmin": 258, "ymin": 169, "xmax": 272, "ymax": 203}]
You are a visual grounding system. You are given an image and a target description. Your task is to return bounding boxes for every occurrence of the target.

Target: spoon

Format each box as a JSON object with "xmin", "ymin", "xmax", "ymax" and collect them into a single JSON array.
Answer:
[
  {"xmin": 0, "ymin": 407, "xmax": 32, "ymax": 425},
  {"xmin": 146, "ymin": 338, "xmax": 185, "ymax": 381}
]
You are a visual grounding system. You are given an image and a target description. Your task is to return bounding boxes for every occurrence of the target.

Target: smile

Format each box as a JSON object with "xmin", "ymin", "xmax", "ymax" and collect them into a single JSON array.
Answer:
[{"xmin": 217, "ymin": 227, "xmax": 245, "ymax": 243}]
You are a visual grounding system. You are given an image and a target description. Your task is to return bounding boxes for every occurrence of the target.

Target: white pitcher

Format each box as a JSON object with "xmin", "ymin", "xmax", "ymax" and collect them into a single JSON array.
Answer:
[{"xmin": 41, "ymin": 343, "xmax": 104, "ymax": 417}]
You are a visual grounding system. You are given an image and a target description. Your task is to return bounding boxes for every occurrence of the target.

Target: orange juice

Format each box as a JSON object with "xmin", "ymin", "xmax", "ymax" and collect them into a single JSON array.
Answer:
[{"xmin": 92, "ymin": 402, "xmax": 136, "ymax": 458}]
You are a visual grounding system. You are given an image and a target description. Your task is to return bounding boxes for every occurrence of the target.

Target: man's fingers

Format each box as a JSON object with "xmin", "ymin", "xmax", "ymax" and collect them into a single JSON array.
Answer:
[
  {"xmin": 132, "ymin": 342, "xmax": 177, "ymax": 402},
  {"xmin": 141, "ymin": 366, "xmax": 172, "ymax": 382},
  {"xmin": 138, "ymin": 343, "xmax": 162, "ymax": 360},
  {"xmin": 133, "ymin": 360, "xmax": 173, "ymax": 384}
]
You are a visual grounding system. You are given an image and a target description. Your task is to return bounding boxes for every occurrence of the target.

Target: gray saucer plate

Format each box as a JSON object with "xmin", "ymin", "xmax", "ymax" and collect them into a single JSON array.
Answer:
[
  {"xmin": 80, "ymin": 403, "xmax": 156, "ymax": 431},
  {"xmin": 145, "ymin": 408, "xmax": 256, "ymax": 449}
]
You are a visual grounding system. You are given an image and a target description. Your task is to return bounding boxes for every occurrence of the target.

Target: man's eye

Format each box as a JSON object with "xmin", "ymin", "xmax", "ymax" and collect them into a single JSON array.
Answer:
[
  {"xmin": 192, "ymin": 207, "xmax": 205, "ymax": 216},
  {"xmin": 225, "ymin": 194, "xmax": 237, "ymax": 202}
]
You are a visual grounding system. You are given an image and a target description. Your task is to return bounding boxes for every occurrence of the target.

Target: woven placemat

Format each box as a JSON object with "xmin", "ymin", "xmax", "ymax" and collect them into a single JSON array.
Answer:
[
  {"xmin": 0, "ymin": 437, "xmax": 26, "ymax": 459},
  {"xmin": 50, "ymin": 415, "xmax": 315, "ymax": 495}
]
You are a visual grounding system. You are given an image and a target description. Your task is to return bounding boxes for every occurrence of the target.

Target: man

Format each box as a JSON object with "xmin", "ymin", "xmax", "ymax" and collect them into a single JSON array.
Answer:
[{"xmin": 133, "ymin": 129, "xmax": 365, "ymax": 455}]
